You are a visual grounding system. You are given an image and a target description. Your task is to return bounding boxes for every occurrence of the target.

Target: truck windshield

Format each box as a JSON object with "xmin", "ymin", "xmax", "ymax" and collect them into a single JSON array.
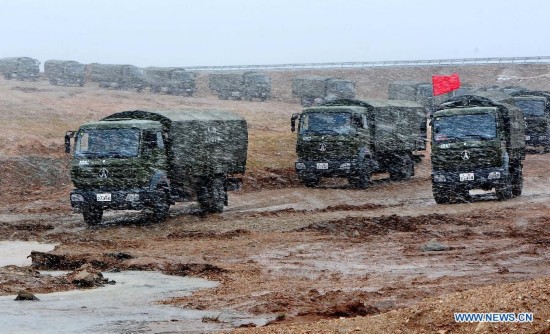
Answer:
[
  {"xmin": 515, "ymin": 99, "xmax": 545, "ymax": 116},
  {"xmin": 74, "ymin": 128, "xmax": 140, "ymax": 158},
  {"xmin": 433, "ymin": 114, "xmax": 497, "ymax": 142},
  {"xmin": 300, "ymin": 112, "xmax": 352, "ymax": 135}
]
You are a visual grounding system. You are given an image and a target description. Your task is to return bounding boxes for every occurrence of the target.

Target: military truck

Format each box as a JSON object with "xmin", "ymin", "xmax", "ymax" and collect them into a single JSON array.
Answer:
[
  {"xmin": 431, "ymin": 91, "xmax": 525, "ymax": 203},
  {"xmin": 509, "ymin": 90, "xmax": 550, "ymax": 152},
  {"xmin": 44, "ymin": 60, "xmax": 86, "ymax": 86},
  {"xmin": 86, "ymin": 63, "xmax": 146, "ymax": 91},
  {"xmin": 144, "ymin": 67, "xmax": 196, "ymax": 96},
  {"xmin": 208, "ymin": 73, "xmax": 245, "ymax": 100},
  {"xmin": 292, "ymin": 76, "xmax": 356, "ymax": 106},
  {"xmin": 290, "ymin": 98, "xmax": 425, "ymax": 188},
  {"xmin": 243, "ymin": 72, "xmax": 271, "ymax": 101},
  {"xmin": 0, "ymin": 57, "xmax": 40, "ymax": 81},
  {"xmin": 65, "ymin": 109, "xmax": 248, "ymax": 226}
]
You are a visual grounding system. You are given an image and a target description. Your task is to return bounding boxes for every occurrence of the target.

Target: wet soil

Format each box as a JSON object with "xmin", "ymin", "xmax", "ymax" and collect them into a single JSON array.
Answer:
[{"xmin": 0, "ymin": 78, "xmax": 549, "ymax": 333}]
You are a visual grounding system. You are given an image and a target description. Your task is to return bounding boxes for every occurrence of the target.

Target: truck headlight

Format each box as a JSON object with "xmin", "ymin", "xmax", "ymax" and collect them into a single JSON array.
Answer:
[
  {"xmin": 433, "ymin": 174, "xmax": 446, "ymax": 182},
  {"xmin": 488, "ymin": 171, "xmax": 501, "ymax": 179},
  {"xmin": 125, "ymin": 194, "xmax": 140, "ymax": 201},
  {"xmin": 339, "ymin": 163, "xmax": 351, "ymax": 170},
  {"xmin": 71, "ymin": 194, "xmax": 84, "ymax": 202},
  {"xmin": 295, "ymin": 162, "xmax": 306, "ymax": 170}
]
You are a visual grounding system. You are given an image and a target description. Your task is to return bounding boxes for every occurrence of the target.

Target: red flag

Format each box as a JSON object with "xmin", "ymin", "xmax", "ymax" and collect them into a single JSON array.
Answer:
[{"xmin": 432, "ymin": 73, "xmax": 461, "ymax": 96}]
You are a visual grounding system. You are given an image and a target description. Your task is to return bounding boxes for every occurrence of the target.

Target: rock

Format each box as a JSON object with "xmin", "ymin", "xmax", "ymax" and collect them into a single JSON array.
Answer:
[
  {"xmin": 66, "ymin": 264, "xmax": 109, "ymax": 287},
  {"xmin": 421, "ymin": 239, "xmax": 450, "ymax": 252},
  {"xmin": 14, "ymin": 290, "xmax": 39, "ymax": 301}
]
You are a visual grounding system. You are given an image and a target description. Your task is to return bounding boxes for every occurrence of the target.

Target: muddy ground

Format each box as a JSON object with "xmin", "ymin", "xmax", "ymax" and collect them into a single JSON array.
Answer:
[{"xmin": 0, "ymin": 76, "xmax": 549, "ymax": 333}]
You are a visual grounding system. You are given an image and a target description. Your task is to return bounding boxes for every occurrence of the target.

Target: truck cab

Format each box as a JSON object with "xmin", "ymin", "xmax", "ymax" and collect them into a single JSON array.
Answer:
[
  {"xmin": 292, "ymin": 106, "xmax": 371, "ymax": 187},
  {"xmin": 512, "ymin": 94, "xmax": 550, "ymax": 152},
  {"xmin": 431, "ymin": 92, "xmax": 525, "ymax": 203},
  {"xmin": 68, "ymin": 119, "xmax": 171, "ymax": 225}
]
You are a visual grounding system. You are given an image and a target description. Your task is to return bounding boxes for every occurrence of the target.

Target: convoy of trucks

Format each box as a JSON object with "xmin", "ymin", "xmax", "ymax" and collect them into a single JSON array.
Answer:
[
  {"xmin": 65, "ymin": 109, "xmax": 248, "ymax": 225},
  {"xmin": 430, "ymin": 91, "xmax": 526, "ymax": 203},
  {"xmin": 290, "ymin": 98, "xmax": 426, "ymax": 188},
  {"xmin": 0, "ymin": 58, "xmax": 539, "ymax": 221}
]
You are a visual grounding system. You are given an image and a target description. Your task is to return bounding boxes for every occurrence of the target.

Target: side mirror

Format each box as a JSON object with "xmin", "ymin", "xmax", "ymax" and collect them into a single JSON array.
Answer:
[
  {"xmin": 65, "ymin": 131, "xmax": 75, "ymax": 154},
  {"xmin": 291, "ymin": 113, "xmax": 300, "ymax": 132}
]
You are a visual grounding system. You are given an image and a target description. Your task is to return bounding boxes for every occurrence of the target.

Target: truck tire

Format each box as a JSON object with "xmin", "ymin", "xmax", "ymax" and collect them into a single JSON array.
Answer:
[
  {"xmin": 147, "ymin": 186, "xmax": 171, "ymax": 222},
  {"xmin": 432, "ymin": 184, "xmax": 451, "ymax": 204},
  {"xmin": 348, "ymin": 167, "xmax": 370, "ymax": 189},
  {"xmin": 198, "ymin": 178, "xmax": 226, "ymax": 213},
  {"xmin": 495, "ymin": 178, "xmax": 513, "ymax": 201},
  {"xmin": 299, "ymin": 174, "xmax": 320, "ymax": 188},
  {"xmin": 389, "ymin": 155, "xmax": 414, "ymax": 181},
  {"xmin": 511, "ymin": 162, "xmax": 523, "ymax": 197},
  {"xmin": 83, "ymin": 207, "xmax": 103, "ymax": 226}
]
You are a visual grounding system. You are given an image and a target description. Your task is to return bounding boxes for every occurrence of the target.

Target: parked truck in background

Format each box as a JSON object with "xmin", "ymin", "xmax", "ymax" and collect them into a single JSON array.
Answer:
[
  {"xmin": 0, "ymin": 57, "xmax": 40, "ymax": 81},
  {"xmin": 290, "ymin": 98, "xmax": 425, "ymax": 188},
  {"xmin": 431, "ymin": 91, "xmax": 525, "ymax": 203},
  {"xmin": 66, "ymin": 109, "xmax": 248, "ymax": 226},
  {"xmin": 509, "ymin": 90, "xmax": 550, "ymax": 152},
  {"xmin": 44, "ymin": 59, "xmax": 86, "ymax": 86}
]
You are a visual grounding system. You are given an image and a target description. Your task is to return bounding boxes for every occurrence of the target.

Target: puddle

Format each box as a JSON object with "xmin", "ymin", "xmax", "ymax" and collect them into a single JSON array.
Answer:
[
  {"xmin": 0, "ymin": 240, "xmax": 56, "ymax": 267},
  {"xmin": 0, "ymin": 270, "xmax": 268, "ymax": 333},
  {"xmin": 0, "ymin": 242, "xmax": 270, "ymax": 332}
]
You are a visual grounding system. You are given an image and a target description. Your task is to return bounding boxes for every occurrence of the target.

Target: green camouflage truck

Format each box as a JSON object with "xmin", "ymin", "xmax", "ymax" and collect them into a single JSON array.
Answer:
[
  {"xmin": 431, "ymin": 91, "xmax": 525, "ymax": 203},
  {"xmin": 290, "ymin": 98, "xmax": 425, "ymax": 188},
  {"xmin": 509, "ymin": 90, "xmax": 550, "ymax": 152},
  {"xmin": 66, "ymin": 109, "xmax": 248, "ymax": 225}
]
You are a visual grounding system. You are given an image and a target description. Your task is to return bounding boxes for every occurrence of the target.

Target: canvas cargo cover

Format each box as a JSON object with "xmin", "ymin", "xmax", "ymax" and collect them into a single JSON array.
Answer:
[
  {"xmin": 102, "ymin": 109, "xmax": 248, "ymax": 177},
  {"xmin": 208, "ymin": 73, "xmax": 244, "ymax": 91},
  {"xmin": 44, "ymin": 60, "xmax": 86, "ymax": 85},
  {"xmin": 322, "ymin": 98, "xmax": 425, "ymax": 152},
  {"xmin": 388, "ymin": 81, "xmax": 423, "ymax": 101},
  {"xmin": 0, "ymin": 57, "xmax": 40, "ymax": 80},
  {"xmin": 364, "ymin": 99, "xmax": 425, "ymax": 152},
  {"xmin": 144, "ymin": 67, "xmax": 195, "ymax": 83},
  {"xmin": 326, "ymin": 79, "xmax": 356, "ymax": 99},
  {"xmin": 292, "ymin": 76, "xmax": 332, "ymax": 97}
]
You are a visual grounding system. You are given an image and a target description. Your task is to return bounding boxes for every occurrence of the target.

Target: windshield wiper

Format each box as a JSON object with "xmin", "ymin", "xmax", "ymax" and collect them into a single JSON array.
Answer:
[{"xmin": 461, "ymin": 134, "xmax": 492, "ymax": 140}]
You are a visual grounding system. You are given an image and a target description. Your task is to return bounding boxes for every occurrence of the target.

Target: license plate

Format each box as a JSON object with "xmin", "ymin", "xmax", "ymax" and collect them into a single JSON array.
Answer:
[
  {"xmin": 316, "ymin": 163, "xmax": 329, "ymax": 170},
  {"xmin": 96, "ymin": 193, "xmax": 112, "ymax": 201},
  {"xmin": 525, "ymin": 135, "xmax": 531, "ymax": 141},
  {"xmin": 540, "ymin": 135, "xmax": 547, "ymax": 140},
  {"xmin": 459, "ymin": 173, "xmax": 474, "ymax": 182}
]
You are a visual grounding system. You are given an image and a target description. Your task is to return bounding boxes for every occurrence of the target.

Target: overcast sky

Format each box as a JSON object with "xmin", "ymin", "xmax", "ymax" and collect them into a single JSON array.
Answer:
[{"xmin": 1, "ymin": 0, "xmax": 548, "ymax": 68}]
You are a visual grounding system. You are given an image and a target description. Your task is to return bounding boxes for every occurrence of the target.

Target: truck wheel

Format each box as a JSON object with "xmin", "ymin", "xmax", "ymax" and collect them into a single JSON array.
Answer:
[
  {"xmin": 348, "ymin": 170, "xmax": 370, "ymax": 189},
  {"xmin": 148, "ymin": 187, "xmax": 171, "ymax": 222},
  {"xmin": 511, "ymin": 162, "xmax": 523, "ymax": 197},
  {"xmin": 83, "ymin": 207, "xmax": 103, "ymax": 226},
  {"xmin": 389, "ymin": 155, "xmax": 414, "ymax": 181},
  {"xmin": 495, "ymin": 179, "xmax": 513, "ymax": 201},
  {"xmin": 299, "ymin": 174, "xmax": 320, "ymax": 188},
  {"xmin": 432, "ymin": 184, "xmax": 451, "ymax": 204},
  {"xmin": 198, "ymin": 178, "xmax": 226, "ymax": 213}
]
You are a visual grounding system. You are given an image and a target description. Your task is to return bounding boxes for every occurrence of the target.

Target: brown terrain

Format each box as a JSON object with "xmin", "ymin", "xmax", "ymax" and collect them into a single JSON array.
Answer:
[{"xmin": 1, "ymin": 63, "xmax": 550, "ymax": 333}]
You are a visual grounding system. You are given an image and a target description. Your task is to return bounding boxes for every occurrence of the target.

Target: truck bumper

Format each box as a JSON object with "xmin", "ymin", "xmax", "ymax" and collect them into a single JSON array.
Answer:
[
  {"xmin": 70, "ymin": 188, "xmax": 161, "ymax": 212},
  {"xmin": 525, "ymin": 133, "xmax": 549, "ymax": 147},
  {"xmin": 295, "ymin": 159, "xmax": 357, "ymax": 178},
  {"xmin": 431, "ymin": 166, "xmax": 509, "ymax": 191}
]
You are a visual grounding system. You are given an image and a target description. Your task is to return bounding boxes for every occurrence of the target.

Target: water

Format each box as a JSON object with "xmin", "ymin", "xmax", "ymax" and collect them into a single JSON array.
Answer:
[
  {"xmin": 0, "ymin": 240, "xmax": 56, "ymax": 266},
  {"xmin": 0, "ymin": 242, "xmax": 270, "ymax": 333}
]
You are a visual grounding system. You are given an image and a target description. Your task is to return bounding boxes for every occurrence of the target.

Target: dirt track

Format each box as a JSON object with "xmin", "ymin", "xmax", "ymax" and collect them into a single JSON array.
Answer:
[{"xmin": 0, "ymin": 76, "xmax": 549, "ymax": 333}]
